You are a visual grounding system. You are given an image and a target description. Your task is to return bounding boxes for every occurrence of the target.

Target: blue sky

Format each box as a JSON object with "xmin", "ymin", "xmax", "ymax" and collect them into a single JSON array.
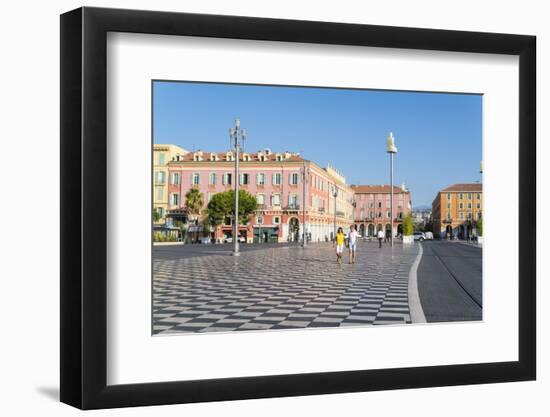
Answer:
[{"xmin": 153, "ymin": 81, "xmax": 482, "ymax": 207}]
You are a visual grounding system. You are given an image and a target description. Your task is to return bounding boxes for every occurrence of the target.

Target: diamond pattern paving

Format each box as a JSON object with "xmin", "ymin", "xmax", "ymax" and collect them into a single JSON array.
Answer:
[{"xmin": 153, "ymin": 241, "xmax": 419, "ymax": 334}]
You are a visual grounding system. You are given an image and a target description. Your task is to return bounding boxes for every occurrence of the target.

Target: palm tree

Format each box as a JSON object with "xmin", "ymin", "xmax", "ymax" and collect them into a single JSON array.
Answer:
[{"xmin": 184, "ymin": 188, "xmax": 204, "ymax": 243}]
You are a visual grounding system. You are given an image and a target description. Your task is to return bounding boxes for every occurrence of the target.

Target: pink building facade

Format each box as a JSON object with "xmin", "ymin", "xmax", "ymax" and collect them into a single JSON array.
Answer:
[
  {"xmin": 351, "ymin": 184, "xmax": 412, "ymax": 238},
  {"xmin": 166, "ymin": 149, "xmax": 355, "ymax": 243}
]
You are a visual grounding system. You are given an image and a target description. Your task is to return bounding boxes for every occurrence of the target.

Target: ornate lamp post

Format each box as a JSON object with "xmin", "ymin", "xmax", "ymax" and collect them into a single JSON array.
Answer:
[
  {"xmin": 229, "ymin": 119, "xmax": 246, "ymax": 256},
  {"xmin": 386, "ymin": 132, "xmax": 398, "ymax": 247},
  {"xmin": 301, "ymin": 163, "xmax": 310, "ymax": 247}
]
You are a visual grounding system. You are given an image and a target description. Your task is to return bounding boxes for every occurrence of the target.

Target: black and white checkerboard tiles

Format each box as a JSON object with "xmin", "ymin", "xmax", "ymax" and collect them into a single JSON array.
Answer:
[{"xmin": 153, "ymin": 242, "xmax": 419, "ymax": 334}]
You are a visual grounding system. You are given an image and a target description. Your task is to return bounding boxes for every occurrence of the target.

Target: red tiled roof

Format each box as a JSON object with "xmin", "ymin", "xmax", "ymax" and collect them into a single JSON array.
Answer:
[
  {"xmin": 351, "ymin": 185, "xmax": 409, "ymax": 193},
  {"xmin": 441, "ymin": 183, "xmax": 482, "ymax": 192},
  {"xmin": 170, "ymin": 151, "xmax": 305, "ymax": 163}
]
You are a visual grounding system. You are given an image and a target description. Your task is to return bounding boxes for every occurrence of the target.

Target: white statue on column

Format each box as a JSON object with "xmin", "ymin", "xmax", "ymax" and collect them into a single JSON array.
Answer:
[{"xmin": 386, "ymin": 132, "xmax": 398, "ymax": 154}]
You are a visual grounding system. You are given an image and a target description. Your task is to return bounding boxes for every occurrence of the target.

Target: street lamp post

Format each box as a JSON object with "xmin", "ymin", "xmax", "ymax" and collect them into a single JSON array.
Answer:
[
  {"xmin": 386, "ymin": 132, "xmax": 398, "ymax": 247},
  {"xmin": 229, "ymin": 119, "xmax": 246, "ymax": 256},
  {"xmin": 301, "ymin": 163, "xmax": 310, "ymax": 247},
  {"xmin": 332, "ymin": 184, "xmax": 339, "ymax": 242}
]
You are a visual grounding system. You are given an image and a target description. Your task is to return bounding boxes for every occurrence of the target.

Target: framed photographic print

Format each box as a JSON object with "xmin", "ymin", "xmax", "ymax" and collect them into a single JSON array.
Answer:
[{"xmin": 60, "ymin": 6, "xmax": 536, "ymax": 409}]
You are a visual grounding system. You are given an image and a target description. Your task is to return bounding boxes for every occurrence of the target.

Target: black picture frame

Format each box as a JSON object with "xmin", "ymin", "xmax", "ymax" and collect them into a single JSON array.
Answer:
[{"xmin": 60, "ymin": 6, "xmax": 536, "ymax": 410}]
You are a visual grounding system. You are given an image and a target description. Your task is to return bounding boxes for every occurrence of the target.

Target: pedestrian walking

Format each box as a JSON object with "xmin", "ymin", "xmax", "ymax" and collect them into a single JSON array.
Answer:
[
  {"xmin": 348, "ymin": 224, "xmax": 359, "ymax": 264},
  {"xmin": 377, "ymin": 228, "xmax": 384, "ymax": 248},
  {"xmin": 335, "ymin": 227, "xmax": 345, "ymax": 264}
]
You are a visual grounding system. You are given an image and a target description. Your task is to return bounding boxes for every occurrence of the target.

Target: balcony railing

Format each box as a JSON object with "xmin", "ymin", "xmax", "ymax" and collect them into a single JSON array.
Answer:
[{"xmin": 284, "ymin": 204, "xmax": 300, "ymax": 210}]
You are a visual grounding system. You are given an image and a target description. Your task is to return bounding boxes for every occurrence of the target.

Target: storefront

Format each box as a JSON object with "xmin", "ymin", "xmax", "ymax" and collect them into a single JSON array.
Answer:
[{"xmin": 253, "ymin": 226, "xmax": 279, "ymax": 243}]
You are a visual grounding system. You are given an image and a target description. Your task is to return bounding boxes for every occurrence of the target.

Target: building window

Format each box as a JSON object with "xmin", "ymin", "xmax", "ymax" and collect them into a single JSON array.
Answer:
[
  {"xmin": 259, "ymin": 154, "xmax": 266, "ymax": 162},
  {"xmin": 478, "ymin": 212, "xmax": 482, "ymax": 220},
  {"xmin": 468, "ymin": 202, "xmax": 472, "ymax": 209},
  {"xmin": 157, "ymin": 207, "xmax": 164, "ymax": 218},
  {"xmin": 193, "ymin": 153, "xmax": 202, "ymax": 162},
  {"xmin": 468, "ymin": 193, "xmax": 472, "ymax": 200},
  {"xmin": 378, "ymin": 201, "xmax": 382, "ymax": 208},
  {"xmin": 271, "ymin": 193, "xmax": 281, "ymax": 206},
  {"xmin": 447, "ymin": 213, "xmax": 451, "ymax": 220},
  {"xmin": 257, "ymin": 173, "xmax": 265, "ymax": 185},
  {"xmin": 274, "ymin": 216, "xmax": 280, "ymax": 224},
  {"xmin": 171, "ymin": 172, "xmax": 180, "ymax": 185},
  {"xmin": 398, "ymin": 212, "xmax": 403, "ymax": 218},
  {"xmin": 377, "ymin": 212, "xmax": 382, "ymax": 218},
  {"xmin": 290, "ymin": 173, "xmax": 299, "ymax": 185},
  {"xmin": 156, "ymin": 187, "xmax": 163, "ymax": 201},
  {"xmin": 276, "ymin": 154, "xmax": 283, "ymax": 161},
  {"xmin": 288, "ymin": 194, "xmax": 298, "ymax": 208},
  {"xmin": 240, "ymin": 173, "xmax": 249, "ymax": 185},
  {"xmin": 477, "ymin": 193, "xmax": 481, "ymax": 199},
  {"xmin": 387, "ymin": 211, "xmax": 391, "ymax": 218},
  {"xmin": 459, "ymin": 202, "xmax": 464, "ymax": 209},
  {"xmin": 154, "ymin": 171, "xmax": 165, "ymax": 185},
  {"xmin": 477, "ymin": 203, "xmax": 481, "ymax": 209},
  {"xmin": 459, "ymin": 193, "xmax": 463, "ymax": 199},
  {"xmin": 446, "ymin": 192, "xmax": 451, "ymax": 200},
  {"xmin": 226, "ymin": 152, "xmax": 234, "ymax": 161},
  {"xmin": 158, "ymin": 153, "xmax": 165, "ymax": 165},
  {"xmin": 222, "ymin": 173, "xmax": 232, "ymax": 185},
  {"xmin": 257, "ymin": 216, "xmax": 264, "ymax": 224},
  {"xmin": 256, "ymin": 193, "xmax": 265, "ymax": 206},
  {"xmin": 243, "ymin": 154, "xmax": 250, "ymax": 162},
  {"xmin": 459, "ymin": 212, "xmax": 464, "ymax": 219},
  {"xmin": 192, "ymin": 173, "xmax": 200, "ymax": 185},
  {"xmin": 447, "ymin": 202, "xmax": 451, "ymax": 209},
  {"xmin": 209, "ymin": 173, "xmax": 217, "ymax": 185},
  {"xmin": 170, "ymin": 193, "xmax": 179, "ymax": 206},
  {"xmin": 273, "ymin": 173, "xmax": 282, "ymax": 185}
]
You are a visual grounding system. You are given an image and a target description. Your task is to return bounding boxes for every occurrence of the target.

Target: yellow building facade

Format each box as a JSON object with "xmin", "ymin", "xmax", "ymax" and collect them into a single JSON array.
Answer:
[
  {"xmin": 432, "ymin": 183, "xmax": 483, "ymax": 239},
  {"xmin": 153, "ymin": 144, "xmax": 188, "ymax": 224}
]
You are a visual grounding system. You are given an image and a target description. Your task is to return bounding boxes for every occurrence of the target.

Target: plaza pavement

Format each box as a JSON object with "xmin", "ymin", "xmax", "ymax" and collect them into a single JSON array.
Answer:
[{"xmin": 153, "ymin": 240, "xmax": 420, "ymax": 334}]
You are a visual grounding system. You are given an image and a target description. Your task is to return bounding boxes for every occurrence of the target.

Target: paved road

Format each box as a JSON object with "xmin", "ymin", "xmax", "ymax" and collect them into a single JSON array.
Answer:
[
  {"xmin": 417, "ymin": 240, "xmax": 482, "ymax": 322},
  {"xmin": 153, "ymin": 241, "xmax": 419, "ymax": 334}
]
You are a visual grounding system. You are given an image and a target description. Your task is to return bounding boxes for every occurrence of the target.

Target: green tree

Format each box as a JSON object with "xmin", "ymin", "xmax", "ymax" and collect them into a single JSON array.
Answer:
[
  {"xmin": 476, "ymin": 216, "xmax": 483, "ymax": 236},
  {"xmin": 185, "ymin": 187, "xmax": 204, "ymax": 223},
  {"xmin": 403, "ymin": 213, "xmax": 414, "ymax": 236},
  {"xmin": 205, "ymin": 189, "xmax": 257, "ymax": 227},
  {"xmin": 152, "ymin": 208, "xmax": 160, "ymax": 223}
]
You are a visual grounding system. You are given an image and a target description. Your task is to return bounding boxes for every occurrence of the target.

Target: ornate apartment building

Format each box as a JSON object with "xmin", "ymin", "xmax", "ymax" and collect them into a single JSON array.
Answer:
[
  {"xmin": 351, "ymin": 184, "xmax": 412, "ymax": 238},
  {"xmin": 432, "ymin": 183, "xmax": 483, "ymax": 239},
  {"xmin": 164, "ymin": 148, "xmax": 355, "ymax": 243}
]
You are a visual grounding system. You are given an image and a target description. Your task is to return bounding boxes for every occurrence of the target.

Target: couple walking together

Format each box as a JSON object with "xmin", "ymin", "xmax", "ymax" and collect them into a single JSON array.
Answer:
[{"xmin": 335, "ymin": 224, "xmax": 359, "ymax": 264}]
